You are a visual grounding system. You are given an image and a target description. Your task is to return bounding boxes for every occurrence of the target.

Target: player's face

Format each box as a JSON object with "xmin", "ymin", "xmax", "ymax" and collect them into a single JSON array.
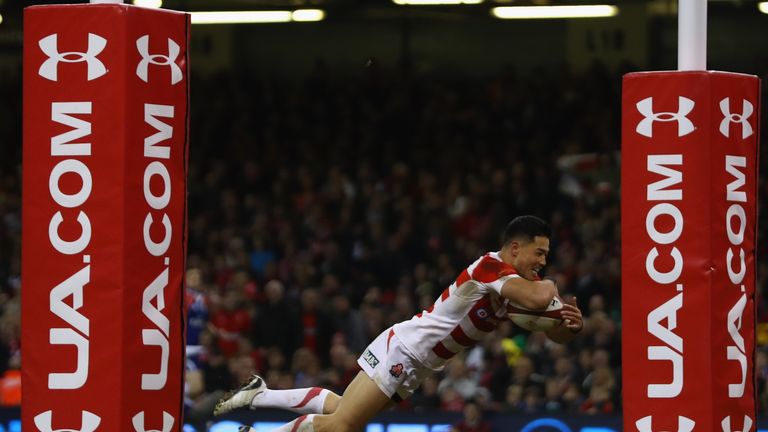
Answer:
[{"xmin": 511, "ymin": 235, "xmax": 550, "ymax": 280}]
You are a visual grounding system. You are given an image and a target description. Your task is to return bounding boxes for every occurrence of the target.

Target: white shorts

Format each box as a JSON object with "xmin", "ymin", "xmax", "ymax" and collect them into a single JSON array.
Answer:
[{"xmin": 357, "ymin": 327, "xmax": 433, "ymax": 401}]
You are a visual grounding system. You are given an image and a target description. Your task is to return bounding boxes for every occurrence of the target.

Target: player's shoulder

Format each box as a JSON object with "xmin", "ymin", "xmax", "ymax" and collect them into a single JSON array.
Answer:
[{"xmin": 469, "ymin": 252, "xmax": 518, "ymax": 283}]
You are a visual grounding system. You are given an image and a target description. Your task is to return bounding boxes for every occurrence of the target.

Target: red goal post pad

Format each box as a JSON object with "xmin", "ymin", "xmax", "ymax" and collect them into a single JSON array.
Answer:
[
  {"xmin": 621, "ymin": 71, "xmax": 759, "ymax": 432},
  {"xmin": 22, "ymin": 4, "xmax": 189, "ymax": 431}
]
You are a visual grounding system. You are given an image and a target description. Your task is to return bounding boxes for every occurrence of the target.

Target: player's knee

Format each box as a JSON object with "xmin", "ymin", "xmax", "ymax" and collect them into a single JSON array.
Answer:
[{"xmin": 323, "ymin": 393, "xmax": 340, "ymax": 414}]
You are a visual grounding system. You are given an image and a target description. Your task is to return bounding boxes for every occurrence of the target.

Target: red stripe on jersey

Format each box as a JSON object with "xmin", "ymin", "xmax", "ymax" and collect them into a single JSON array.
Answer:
[
  {"xmin": 440, "ymin": 286, "xmax": 451, "ymax": 301},
  {"xmin": 416, "ymin": 304, "xmax": 434, "ymax": 318},
  {"xmin": 432, "ymin": 341, "xmax": 456, "ymax": 359},
  {"xmin": 468, "ymin": 296, "xmax": 497, "ymax": 332},
  {"xmin": 472, "ymin": 255, "xmax": 517, "ymax": 283},
  {"xmin": 456, "ymin": 270, "xmax": 471, "ymax": 287},
  {"xmin": 292, "ymin": 388, "xmax": 323, "ymax": 409},
  {"xmin": 416, "ymin": 270, "xmax": 469, "ymax": 319},
  {"xmin": 450, "ymin": 325, "xmax": 478, "ymax": 347}
]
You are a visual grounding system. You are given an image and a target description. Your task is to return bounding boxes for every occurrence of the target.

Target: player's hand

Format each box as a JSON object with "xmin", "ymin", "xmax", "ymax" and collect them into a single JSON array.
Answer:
[{"xmin": 561, "ymin": 296, "xmax": 583, "ymax": 333}]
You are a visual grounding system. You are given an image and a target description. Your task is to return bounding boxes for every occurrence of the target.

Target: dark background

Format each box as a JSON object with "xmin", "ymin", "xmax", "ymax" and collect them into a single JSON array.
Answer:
[{"xmin": 1, "ymin": 0, "xmax": 768, "ymax": 428}]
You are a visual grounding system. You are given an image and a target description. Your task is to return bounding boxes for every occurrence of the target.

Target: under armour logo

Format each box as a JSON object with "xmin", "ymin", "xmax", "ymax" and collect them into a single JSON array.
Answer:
[
  {"xmin": 636, "ymin": 415, "xmax": 695, "ymax": 432},
  {"xmin": 719, "ymin": 98, "xmax": 753, "ymax": 139},
  {"xmin": 132, "ymin": 411, "xmax": 174, "ymax": 432},
  {"xmin": 721, "ymin": 415, "xmax": 752, "ymax": 432},
  {"xmin": 34, "ymin": 410, "xmax": 101, "ymax": 432},
  {"xmin": 636, "ymin": 96, "xmax": 695, "ymax": 138},
  {"xmin": 136, "ymin": 35, "xmax": 182, "ymax": 85},
  {"xmin": 39, "ymin": 33, "xmax": 107, "ymax": 82}
]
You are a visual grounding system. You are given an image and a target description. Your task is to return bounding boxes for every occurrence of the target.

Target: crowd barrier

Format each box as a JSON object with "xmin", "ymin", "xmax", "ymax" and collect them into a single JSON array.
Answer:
[
  {"xmin": 206, "ymin": 410, "xmax": 768, "ymax": 432},
  {"xmin": 2, "ymin": 409, "xmax": 765, "ymax": 431}
]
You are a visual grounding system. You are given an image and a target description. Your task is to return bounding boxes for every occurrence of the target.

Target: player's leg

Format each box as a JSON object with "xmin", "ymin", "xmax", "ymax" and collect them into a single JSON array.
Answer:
[
  {"xmin": 252, "ymin": 384, "xmax": 340, "ymax": 414},
  {"xmin": 290, "ymin": 327, "xmax": 426, "ymax": 432},
  {"xmin": 214, "ymin": 375, "xmax": 341, "ymax": 416},
  {"xmin": 313, "ymin": 370, "xmax": 394, "ymax": 431},
  {"xmin": 242, "ymin": 371, "xmax": 392, "ymax": 432},
  {"xmin": 239, "ymin": 327, "xmax": 425, "ymax": 432}
]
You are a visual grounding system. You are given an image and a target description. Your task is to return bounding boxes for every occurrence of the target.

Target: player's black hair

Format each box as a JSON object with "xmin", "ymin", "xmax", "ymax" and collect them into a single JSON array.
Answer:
[{"xmin": 502, "ymin": 215, "xmax": 551, "ymax": 245}]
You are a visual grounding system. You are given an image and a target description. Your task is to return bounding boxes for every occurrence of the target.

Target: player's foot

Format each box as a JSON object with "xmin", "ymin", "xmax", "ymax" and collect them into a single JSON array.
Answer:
[{"xmin": 213, "ymin": 375, "xmax": 267, "ymax": 416}]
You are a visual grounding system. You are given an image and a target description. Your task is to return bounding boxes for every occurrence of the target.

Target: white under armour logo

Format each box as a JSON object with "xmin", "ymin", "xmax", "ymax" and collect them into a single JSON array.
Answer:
[
  {"xmin": 34, "ymin": 410, "xmax": 101, "ymax": 432},
  {"xmin": 39, "ymin": 33, "xmax": 107, "ymax": 82},
  {"xmin": 636, "ymin": 415, "xmax": 695, "ymax": 432},
  {"xmin": 136, "ymin": 35, "xmax": 182, "ymax": 85},
  {"xmin": 719, "ymin": 98, "xmax": 753, "ymax": 139},
  {"xmin": 721, "ymin": 415, "xmax": 752, "ymax": 432},
  {"xmin": 636, "ymin": 96, "xmax": 695, "ymax": 138},
  {"xmin": 132, "ymin": 411, "xmax": 174, "ymax": 432}
]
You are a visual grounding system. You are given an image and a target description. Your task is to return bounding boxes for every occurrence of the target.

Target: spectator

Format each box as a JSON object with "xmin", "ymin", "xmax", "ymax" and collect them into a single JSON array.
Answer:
[
  {"xmin": 251, "ymin": 280, "xmax": 301, "ymax": 359},
  {"xmin": 299, "ymin": 288, "xmax": 334, "ymax": 363},
  {"xmin": 520, "ymin": 386, "xmax": 543, "ymax": 413},
  {"xmin": 201, "ymin": 346, "xmax": 234, "ymax": 399},
  {"xmin": 185, "ymin": 267, "xmax": 210, "ymax": 355},
  {"xmin": 411, "ymin": 376, "xmax": 441, "ymax": 412},
  {"xmin": 438, "ymin": 357, "xmax": 480, "ymax": 402},
  {"xmin": 210, "ymin": 290, "xmax": 249, "ymax": 357},
  {"xmin": 579, "ymin": 386, "xmax": 615, "ymax": 415},
  {"xmin": 330, "ymin": 293, "xmax": 368, "ymax": 354},
  {"xmin": 511, "ymin": 355, "xmax": 545, "ymax": 391},
  {"xmin": 543, "ymin": 378, "xmax": 564, "ymax": 412},
  {"xmin": 504, "ymin": 383, "xmax": 523, "ymax": 411},
  {"xmin": 291, "ymin": 348, "xmax": 322, "ymax": 388},
  {"xmin": 451, "ymin": 399, "xmax": 491, "ymax": 432},
  {"xmin": 0, "ymin": 354, "xmax": 20, "ymax": 406}
]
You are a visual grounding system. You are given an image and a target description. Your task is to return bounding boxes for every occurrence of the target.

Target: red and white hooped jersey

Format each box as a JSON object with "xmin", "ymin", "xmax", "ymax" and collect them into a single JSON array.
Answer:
[{"xmin": 393, "ymin": 251, "xmax": 520, "ymax": 370}]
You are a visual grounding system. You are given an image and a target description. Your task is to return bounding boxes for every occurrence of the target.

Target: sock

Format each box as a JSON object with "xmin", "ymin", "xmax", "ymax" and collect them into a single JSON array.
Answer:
[
  {"xmin": 271, "ymin": 414, "xmax": 316, "ymax": 432},
  {"xmin": 253, "ymin": 388, "xmax": 331, "ymax": 414}
]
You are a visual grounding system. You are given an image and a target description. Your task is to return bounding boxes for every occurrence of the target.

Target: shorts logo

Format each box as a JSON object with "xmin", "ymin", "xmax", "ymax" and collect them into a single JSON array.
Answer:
[
  {"xmin": 389, "ymin": 363, "xmax": 404, "ymax": 378},
  {"xmin": 363, "ymin": 349, "xmax": 379, "ymax": 369}
]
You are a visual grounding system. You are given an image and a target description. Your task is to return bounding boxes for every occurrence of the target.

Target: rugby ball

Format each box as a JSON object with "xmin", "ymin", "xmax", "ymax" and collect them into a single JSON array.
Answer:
[{"xmin": 507, "ymin": 295, "xmax": 564, "ymax": 331}]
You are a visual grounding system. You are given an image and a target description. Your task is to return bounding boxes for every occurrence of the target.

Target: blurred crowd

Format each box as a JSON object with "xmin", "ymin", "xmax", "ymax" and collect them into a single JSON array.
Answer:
[
  {"xmin": 0, "ymin": 71, "xmax": 20, "ymax": 407},
  {"xmin": 181, "ymin": 61, "xmax": 625, "ymax": 422},
  {"xmin": 1, "ymin": 60, "xmax": 768, "ymax": 424}
]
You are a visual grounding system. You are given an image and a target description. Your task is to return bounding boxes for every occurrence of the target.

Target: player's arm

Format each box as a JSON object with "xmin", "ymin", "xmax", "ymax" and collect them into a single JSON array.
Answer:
[
  {"xmin": 499, "ymin": 277, "xmax": 557, "ymax": 310},
  {"xmin": 546, "ymin": 296, "xmax": 583, "ymax": 344}
]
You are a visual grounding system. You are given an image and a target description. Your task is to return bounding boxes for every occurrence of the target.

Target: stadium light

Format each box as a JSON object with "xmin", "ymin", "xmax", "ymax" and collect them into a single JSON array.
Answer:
[
  {"xmin": 133, "ymin": 0, "xmax": 162, "ymax": 7},
  {"xmin": 190, "ymin": 9, "xmax": 325, "ymax": 24},
  {"xmin": 759, "ymin": 1, "xmax": 768, "ymax": 14},
  {"xmin": 393, "ymin": 0, "xmax": 482, "ymax": 5},
  {"xmin": 491, "ymin": 5, "xmax": 619, "ymax": 19},
  {"xmin": 0, "ymin": 14, "xmax": 3, "ymax": 25},
  {"xmin": 292, "ymin": 9, "xmax": 325, "ymax": 21}
]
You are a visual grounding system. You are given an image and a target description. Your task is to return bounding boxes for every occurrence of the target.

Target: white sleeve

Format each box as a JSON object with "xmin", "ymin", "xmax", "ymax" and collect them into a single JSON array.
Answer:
[{"xmin": 485, "ymin": 274, "xmax": 519, "ymax": 295}]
